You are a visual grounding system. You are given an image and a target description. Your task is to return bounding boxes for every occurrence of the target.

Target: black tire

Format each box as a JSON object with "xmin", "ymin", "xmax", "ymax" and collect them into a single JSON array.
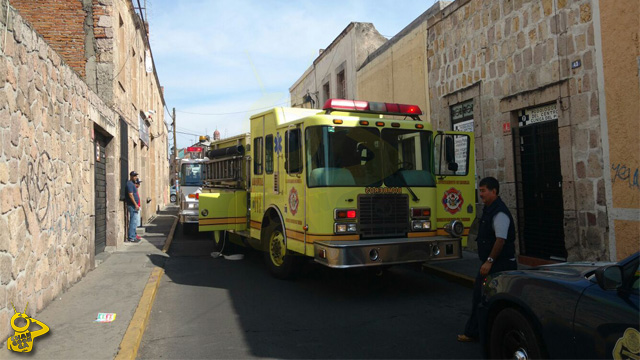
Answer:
[
  {"xmin": 212, "ymin": 230, "xmax": 226, "ymax": 252},
  {"xmin": 262, "ymin": 221, "xmax": 298, "ymax": 280},
  {"xmin": 170, "ymin": 194, "xmax": 177, "ymax": 203},
  {"xmin": 489, "ymin": 308, "xmax": 544, "ymax": 359}
]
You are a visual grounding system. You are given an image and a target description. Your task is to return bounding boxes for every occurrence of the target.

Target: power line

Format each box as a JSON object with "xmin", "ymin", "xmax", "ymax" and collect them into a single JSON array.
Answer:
[{"xmin": 176, "ymin": 100, "xmax": 290, "ymax": 116}]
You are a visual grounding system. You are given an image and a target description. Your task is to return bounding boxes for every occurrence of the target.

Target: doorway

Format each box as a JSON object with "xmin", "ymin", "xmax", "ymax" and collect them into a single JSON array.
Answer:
[
  {"xmin": 94, "ymin": 132, "xmax": 109, "ymax": 254},
  {"xmin": 515, "ymin": 109, "xmax": 567, "ymax": 260}
]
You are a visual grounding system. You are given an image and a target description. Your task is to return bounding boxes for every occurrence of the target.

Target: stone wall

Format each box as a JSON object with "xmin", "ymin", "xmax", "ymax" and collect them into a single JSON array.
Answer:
[
  {"xmin": 426, "ymin": 0, "xmax": 609, "ymax": 261},
  {"xmin": 0, "ymin": 2, "xmax": 119, "ymax": 339}
]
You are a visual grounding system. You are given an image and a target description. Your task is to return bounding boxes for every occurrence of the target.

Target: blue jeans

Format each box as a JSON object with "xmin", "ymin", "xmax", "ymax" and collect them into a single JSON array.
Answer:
[{"xmin": 127, "ymin": 205, "xmax": 138, "ymax": 240}]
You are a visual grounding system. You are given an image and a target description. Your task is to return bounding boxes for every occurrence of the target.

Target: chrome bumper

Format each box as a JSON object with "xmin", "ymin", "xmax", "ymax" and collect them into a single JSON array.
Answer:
[
  {"xmin": 314, "ymin": 236, "xmax": 461, "ymax": 268},
  {"xmin": 179, "ymin": 209, "xmax": 199, "ymax": 224}
]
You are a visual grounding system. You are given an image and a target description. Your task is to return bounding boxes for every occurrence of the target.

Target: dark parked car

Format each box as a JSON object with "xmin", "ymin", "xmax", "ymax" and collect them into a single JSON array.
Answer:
[{"xmin": 479, "ymin": 252, "xmax": 639, "ymax": 359}]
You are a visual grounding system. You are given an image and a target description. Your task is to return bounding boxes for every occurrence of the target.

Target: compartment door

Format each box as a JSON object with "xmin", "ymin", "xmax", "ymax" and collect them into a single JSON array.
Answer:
[
  {"xmin": 433, "ymin": 132, "xmax": 476, "ymax": 244},
  {"xmin": 199, "ymin": 189, "xmax": 248, "ymax": 232}
]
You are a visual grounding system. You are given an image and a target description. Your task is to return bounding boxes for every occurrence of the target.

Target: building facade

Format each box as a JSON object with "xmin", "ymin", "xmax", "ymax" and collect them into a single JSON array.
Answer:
[
  {"xmin": 0, "ymin": 0, "xmax": 169, "ymax": 338},
  {"xmin": 290, "ymin": 22, "xmax": 387, "ymax": 109},
  {"xmin": 423, "ymin": 0, "xmax": 638, "ymax": 263},
  {"xmin": 294, "ymin": 0, "xmax": 638, "ymax": 263},
  {"xmin": 357, "ymin": 2, "xmax": 452, "ymax": 118}
]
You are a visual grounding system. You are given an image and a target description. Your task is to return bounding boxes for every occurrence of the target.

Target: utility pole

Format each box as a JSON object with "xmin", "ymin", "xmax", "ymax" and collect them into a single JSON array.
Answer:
[{"xmin": 172, "ymin": 107, "xmax": 177, "ymax": 186}]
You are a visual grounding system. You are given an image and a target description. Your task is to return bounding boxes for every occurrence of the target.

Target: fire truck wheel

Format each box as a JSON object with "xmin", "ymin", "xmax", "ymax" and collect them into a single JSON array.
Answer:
[
  {"xmin": 212, "ymin": 230, "xmax": 227, "ymax": 252},
  {"xmin": 263, "ymin": 222, "xmax": 297, "ymax": 280}
]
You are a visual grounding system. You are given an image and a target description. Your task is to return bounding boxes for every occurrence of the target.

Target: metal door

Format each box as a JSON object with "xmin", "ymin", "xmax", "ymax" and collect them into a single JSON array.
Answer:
[
  {"xmin": 517, "ymin": 120, "xmax": 567, "ymax": 260},
  {"xmin": 94, "ymin": 133, "xmax": 108, "ymax": 254}
]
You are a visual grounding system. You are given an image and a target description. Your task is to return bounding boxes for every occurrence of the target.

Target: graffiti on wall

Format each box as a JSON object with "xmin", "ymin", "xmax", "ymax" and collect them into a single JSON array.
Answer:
[
  {"xmin": 611, "ymin": 163, "xmax": 640, "ymax": 191},
  {"xmin": 20, "ymin": 151, "xmax": 85, "ymax": 233}
]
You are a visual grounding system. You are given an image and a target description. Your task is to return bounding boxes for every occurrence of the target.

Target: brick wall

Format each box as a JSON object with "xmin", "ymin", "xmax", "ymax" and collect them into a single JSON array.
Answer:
[{"xmin": 10, "ymin": 0, "xmax": 87, "ymax": 77}]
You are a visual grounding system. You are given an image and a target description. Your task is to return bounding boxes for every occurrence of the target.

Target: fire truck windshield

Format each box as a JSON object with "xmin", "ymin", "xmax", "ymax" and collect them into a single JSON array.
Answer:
[
  {"xmin": 305, "ymin": 126, "xmax": 435, "ymax": 188},
  {"xmin": 180, "ymin": 163, "xmax": 203, "ymax": 186}
]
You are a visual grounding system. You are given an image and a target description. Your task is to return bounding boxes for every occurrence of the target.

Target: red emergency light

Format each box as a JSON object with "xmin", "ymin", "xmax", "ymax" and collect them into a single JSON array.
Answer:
[
  {"xmin": 323, "ymin": 99, "xmax": 423, "ymax": 120},
  {"xmin": 186, "ymin": 147, "xmax": 202, "ymax": 152}
]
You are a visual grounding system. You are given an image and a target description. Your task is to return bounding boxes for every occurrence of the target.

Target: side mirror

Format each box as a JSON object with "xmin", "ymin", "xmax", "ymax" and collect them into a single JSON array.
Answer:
[
  {"xmin": 445, "ymin": 136, "xmax": 458, "ymax": 172},
  {"xmin": 595, "ymin": 265, "xmax": 623, "ymax": 290}
]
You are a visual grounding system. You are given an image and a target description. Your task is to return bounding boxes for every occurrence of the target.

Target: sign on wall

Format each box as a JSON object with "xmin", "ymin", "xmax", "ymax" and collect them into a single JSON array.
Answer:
[
  {"xmin": 519, "ymin": 104, "xmax": 558, "ymax": 127},
  {"xmin": 139, "ymin": 114, "xmax": 150, "ymax": 147}
]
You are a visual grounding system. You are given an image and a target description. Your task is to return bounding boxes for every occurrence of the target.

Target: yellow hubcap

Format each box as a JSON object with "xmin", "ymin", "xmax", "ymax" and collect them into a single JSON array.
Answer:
[{"xmin": 269, "ymin": 230, "xmax": 285, "ymax": 267}]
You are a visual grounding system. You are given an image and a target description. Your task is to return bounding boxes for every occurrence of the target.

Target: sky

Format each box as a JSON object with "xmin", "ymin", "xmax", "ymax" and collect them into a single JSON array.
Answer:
[{"xmin": 146, "ymin": 0, "xmax": 439, "ymax": 150}]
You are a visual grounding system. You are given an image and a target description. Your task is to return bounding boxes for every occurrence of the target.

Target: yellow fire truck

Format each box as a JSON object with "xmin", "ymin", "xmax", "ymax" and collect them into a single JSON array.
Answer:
[{"xmin": 199, "ymin": 99, "xmax": 475, "ymax": 279}]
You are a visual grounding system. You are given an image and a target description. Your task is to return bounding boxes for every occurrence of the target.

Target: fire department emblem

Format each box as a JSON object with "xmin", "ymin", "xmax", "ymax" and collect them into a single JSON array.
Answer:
[
  {"xmin": 442, "ymin": 187, "xmax": 464, "ymax": 215},
  {"xmin": 289, "ymin": 187, "xmax": 299, "ymax": 216}
]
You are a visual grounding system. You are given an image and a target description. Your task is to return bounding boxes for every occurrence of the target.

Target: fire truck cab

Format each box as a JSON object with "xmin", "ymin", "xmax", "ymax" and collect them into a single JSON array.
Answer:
[
  {"xmin": 178, "ymin": 157, "xmax": 207, "ymax": 233},
  {"xmin": 199, "ymin": 99, "xmax": 475, "ymax": 279}
]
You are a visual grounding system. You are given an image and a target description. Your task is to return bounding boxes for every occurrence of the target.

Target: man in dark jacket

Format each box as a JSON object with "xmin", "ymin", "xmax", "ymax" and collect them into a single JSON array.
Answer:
[{"xmin": 458, "ymin": 176, "xmax": 517, "ymax": 342}]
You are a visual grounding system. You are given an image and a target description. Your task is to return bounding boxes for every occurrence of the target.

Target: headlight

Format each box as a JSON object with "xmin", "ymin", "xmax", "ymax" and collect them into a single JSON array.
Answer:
[
  {"xmin": 335, "ymin": 222, "xmax": 357, "ymax": 234},
  {"xmin": 412, "ymin": 220, "xmax": 431, "ymax": 231},
  {"xmin": 444, "ymin": 219, "xmax": 464, "ymax": 237},
  {"xmin": 188, "ymin": 203, "xmax": 197, "ymax": 209}
]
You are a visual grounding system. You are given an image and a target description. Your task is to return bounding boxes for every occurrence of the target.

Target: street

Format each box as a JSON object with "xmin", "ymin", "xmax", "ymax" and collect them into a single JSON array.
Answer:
[{"xmin": 138, "ymin": 224, "xmax": 481, "ymax": 359}]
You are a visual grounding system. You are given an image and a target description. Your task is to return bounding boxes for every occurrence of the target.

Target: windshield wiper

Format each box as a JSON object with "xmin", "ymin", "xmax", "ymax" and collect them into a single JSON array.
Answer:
[{"xmin": 397, "ymin": 172, "xmax": 419, "ymax": 202}]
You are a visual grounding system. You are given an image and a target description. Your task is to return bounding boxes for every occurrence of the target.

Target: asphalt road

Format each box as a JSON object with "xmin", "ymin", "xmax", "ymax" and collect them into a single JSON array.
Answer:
[{"xmin": 138, "ymin": 225, "xmax": 482, "ymax": 359}]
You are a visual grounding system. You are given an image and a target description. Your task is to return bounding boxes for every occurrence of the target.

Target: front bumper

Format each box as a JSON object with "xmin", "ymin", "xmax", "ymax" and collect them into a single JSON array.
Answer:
[
  {"xmin": 314, "ymin": 236, "xmax": 461, "ymax": 268},
  {"xmin": 179, "ymin": 209, "xmax": 199, "ymax": 224}
]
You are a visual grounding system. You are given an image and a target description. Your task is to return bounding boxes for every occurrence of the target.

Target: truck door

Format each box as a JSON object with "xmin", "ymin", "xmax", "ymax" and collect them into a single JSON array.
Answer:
[
  {"xmin": 284, "ymin": 125, "xmax": 305, "ymax": 254},
  {"xmin": 433, "ymin": 132, "xmax": 475, "ymax": 245}
]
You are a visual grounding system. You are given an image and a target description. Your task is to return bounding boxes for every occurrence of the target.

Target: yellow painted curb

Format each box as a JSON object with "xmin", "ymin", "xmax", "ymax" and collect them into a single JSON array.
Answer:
[
  {"xmin": 162, "ymin": 217, "xmax": 179, "ymax": 253},
  {"xmin": 115, "ymin": 266, "xmax": 164, "ymax": 360}
]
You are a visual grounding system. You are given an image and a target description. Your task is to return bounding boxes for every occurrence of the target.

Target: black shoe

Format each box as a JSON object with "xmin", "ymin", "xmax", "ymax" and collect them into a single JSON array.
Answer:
[{"xmin": 127, "ymin": 238, "xmax": 140, "ymax": 243}]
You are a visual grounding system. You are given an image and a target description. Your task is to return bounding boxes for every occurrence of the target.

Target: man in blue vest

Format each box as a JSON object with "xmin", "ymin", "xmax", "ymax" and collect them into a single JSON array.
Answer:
[{"xmin": 458, "ymin": 176, "xmax": 517, "ymax": 342}]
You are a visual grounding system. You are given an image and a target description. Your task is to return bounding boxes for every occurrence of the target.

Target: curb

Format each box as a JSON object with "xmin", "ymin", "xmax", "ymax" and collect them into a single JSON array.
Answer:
[
  {"xmin": 114, "ymin": 267, "xmax": 164, "ymax": 360},
  {"xmin": 162, "ymin": 217, "xmax": 179, "ymax": 253},
  {"xmin": 115, "ymin": 216, "xmax": 178, "ymax": 360},
  {"xmin": 422, "ymin": 264, "xmax": 475, "ymax": 289}
]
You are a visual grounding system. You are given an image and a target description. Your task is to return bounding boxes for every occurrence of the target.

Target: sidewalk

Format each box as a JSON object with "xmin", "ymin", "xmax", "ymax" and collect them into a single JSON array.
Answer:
[
  {"xmin": 423, "ymin": 249, "xmax": 532, "ymax": 288},
  {"xmin": 1, "ymin": 205, "xmax": 178, "ymax": 360},
  {"xmin": 2, "ymin": 209, "xmax": 516, "ymax": 359}
]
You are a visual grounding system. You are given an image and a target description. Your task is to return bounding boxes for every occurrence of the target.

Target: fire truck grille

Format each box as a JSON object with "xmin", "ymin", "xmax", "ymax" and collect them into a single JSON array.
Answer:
[{"xmin": 358, "ymin": 194, "xmax": 409, "ymax": 238}]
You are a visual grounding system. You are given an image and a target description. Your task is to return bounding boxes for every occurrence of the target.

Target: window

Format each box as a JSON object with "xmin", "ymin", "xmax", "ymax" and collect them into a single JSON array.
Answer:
[
  {"xmin": 285, "ymin": 129, "xmax": 302, "ymax": 174},
  {"xmin": 450, "ymin": 100, "xmax": 474, "ymax": 131},
  {"xmin": 305, "ymin": 126, "xmax": 435, "ymax": 187},
  {"xmin": 381, "ymin": 129, "xmax": 435, "ymax": 187},
  {"xmin": 434, "ymin": 134, "xmax": 470, "ymax": 176},
  {"xmin": 265, "ymin": 134, "xmax": 274, "ymax": 174},
  {"xmin": 337, "ymin": 70, "xmax": 346, "ymax": 98},
  {"xmin": 254, "ymin": 137, "xmax": 263, "ymax": 175},
  {"xmin": 322, "ymin": 82, "xmax": 330, "ymax": 104}
]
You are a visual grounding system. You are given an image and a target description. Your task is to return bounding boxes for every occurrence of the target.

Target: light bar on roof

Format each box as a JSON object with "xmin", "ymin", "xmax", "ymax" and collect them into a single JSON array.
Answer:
[{"xmin": 322, "ymin": 98, "xmax": 423, "ymax": 118}]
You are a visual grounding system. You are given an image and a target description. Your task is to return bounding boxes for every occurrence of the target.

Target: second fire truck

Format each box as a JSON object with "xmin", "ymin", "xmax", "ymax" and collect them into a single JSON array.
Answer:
[{"xmin": 199, "ymin": 99, "xmax": 475, "ymax": 279}]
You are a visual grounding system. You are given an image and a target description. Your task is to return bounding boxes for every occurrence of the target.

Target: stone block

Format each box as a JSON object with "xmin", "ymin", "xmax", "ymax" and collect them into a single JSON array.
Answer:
[
  {"xmin": 570, "ymin": 93, "xmax": 590, "ymax": 125},
  {"xmin": 586, "ymin": 151, "xmax": 603, "ymax": 178},
  {"xmin": 0, "ymin": 254, "xmax": 12, "ymax": 285},
  {"xmin": 580, "ymin": 3, "xmax": 592, "ymax": 23},
  {"xmin": 596, "ymin": 178, "xmax": 606, "ymax": 206},
  {"xmin": 563, "ymin": 181, "xmax": 576, "ymax": 211},
  {"xmin": 590, "ymin": 92, "xmax": 599, "ymax": 117},
  {"xmin": 575, "ymin": 180, "xmax": 595, "ymax": 211}
]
